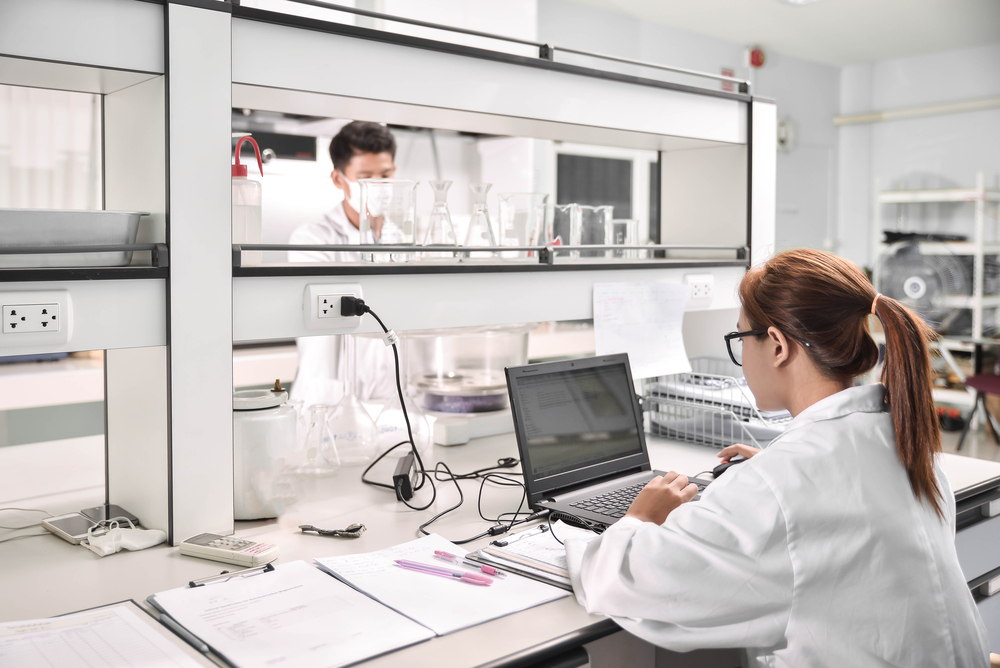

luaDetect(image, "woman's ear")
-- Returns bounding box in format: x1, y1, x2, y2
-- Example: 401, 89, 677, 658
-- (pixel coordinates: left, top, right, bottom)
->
768, 326, 792, 368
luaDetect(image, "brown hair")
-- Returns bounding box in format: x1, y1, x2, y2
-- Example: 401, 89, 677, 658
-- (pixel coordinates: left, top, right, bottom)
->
739, 248, 943, 518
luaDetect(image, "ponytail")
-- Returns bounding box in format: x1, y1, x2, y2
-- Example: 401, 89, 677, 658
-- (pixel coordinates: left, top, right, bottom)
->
872, 295, 944, 518
739, 249, 944, 519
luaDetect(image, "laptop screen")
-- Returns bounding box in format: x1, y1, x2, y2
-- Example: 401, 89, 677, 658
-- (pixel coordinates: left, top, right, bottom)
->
507, 355, 649, 498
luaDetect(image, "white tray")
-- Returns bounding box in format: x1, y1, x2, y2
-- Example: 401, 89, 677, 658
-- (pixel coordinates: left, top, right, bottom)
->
0, 209, 146, 268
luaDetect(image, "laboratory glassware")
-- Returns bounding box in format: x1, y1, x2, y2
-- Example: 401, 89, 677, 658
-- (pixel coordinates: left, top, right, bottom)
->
289, 404, 341, 477
421, 180, 458, 260
328, 334, 379, 465
607, 218, 639, 259
406, 324, 534, 413
463, 183, 497, 258
375, 337, 432, 456
359, 178, 418, 263
498, 193, 548, 260
544, 203, 581, 258
579, 205, 614, 258
233, 385, 299, 519
232, 135, 264, 266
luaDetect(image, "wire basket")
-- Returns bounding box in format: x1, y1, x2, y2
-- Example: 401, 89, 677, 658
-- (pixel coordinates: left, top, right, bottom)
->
643, 357, 791, 448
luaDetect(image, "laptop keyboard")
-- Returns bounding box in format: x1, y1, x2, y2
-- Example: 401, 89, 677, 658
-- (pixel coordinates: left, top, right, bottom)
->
568, 478, 710, 519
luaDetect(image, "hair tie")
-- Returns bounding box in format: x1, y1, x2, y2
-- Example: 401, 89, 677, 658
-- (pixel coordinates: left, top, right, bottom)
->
871, 293, 881, 315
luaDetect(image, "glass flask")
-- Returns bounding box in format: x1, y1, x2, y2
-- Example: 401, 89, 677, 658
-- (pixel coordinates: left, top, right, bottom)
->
328, 334, 379, 466
421, 180, 458, 260
607, 218, 639, 259
499, 193, 548, 260
375, 337, 432, 457
288, 404, 340, 477
358, 179, 418, 263
463, 183, 497, 258
579, 205, 614, 258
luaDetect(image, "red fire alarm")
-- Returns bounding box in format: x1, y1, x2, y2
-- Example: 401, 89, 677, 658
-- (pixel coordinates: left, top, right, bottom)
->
749, 47, 766, 69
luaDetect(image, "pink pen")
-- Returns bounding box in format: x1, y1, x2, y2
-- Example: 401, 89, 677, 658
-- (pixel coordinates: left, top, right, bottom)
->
434, 550, 507, 578
394, 559, 492, 586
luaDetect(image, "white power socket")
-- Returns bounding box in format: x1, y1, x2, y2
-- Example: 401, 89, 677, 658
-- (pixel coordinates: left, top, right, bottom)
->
0, 290, 72, 346
684, 273, 715, 303
303, 283, 364, 331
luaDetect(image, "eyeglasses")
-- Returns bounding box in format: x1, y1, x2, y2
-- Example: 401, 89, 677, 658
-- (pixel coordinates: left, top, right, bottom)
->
724, 329, 767, 367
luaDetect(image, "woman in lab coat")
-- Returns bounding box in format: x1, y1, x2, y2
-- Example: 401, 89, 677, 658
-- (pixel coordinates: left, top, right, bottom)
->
566, 249, 990, 667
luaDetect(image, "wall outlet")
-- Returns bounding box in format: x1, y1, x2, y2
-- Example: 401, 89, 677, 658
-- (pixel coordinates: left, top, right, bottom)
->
0, 291, 72, 347
684, 273, 715, 303
3, 303, 60, 333
303, 283, 363, 331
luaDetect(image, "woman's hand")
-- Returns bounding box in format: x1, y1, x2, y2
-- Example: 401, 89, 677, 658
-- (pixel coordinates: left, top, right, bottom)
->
624, 472, 698, 525
717, 443, 760, 463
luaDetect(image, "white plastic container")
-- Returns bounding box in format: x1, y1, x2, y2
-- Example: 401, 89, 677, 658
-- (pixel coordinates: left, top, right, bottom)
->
233, 385, 297, 520
233, 136, 263, 266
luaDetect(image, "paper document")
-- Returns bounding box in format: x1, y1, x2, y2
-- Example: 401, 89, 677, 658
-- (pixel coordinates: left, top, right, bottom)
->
501, 522, 600, 572
315, 533, 569, 635
152, 560, 433, 668
593, 281, 692, 378
0, 601, 212, 668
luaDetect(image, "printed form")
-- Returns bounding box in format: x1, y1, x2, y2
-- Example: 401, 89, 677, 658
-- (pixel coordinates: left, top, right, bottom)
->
152, 560, 434, 668
0, 601, 212, 668
593, 281, 692, 379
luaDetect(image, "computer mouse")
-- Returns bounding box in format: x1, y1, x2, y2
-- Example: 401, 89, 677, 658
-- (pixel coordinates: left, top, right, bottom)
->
712, 456, 747, 478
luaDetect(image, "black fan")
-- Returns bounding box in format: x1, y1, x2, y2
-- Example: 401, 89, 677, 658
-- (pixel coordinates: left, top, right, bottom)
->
874, 241, 970, 334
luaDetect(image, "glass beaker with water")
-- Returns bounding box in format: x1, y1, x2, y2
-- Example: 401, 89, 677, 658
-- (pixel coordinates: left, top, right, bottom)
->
359, 179, 418, 263
288, 404, 340, 476
420, 180, 458, 260
544, 203, 581, 258
580, 205, 614, 258
463, 183, 497, 258
328, 334, 379, 466
499, 193, 548, 260
607, 218, 639, 259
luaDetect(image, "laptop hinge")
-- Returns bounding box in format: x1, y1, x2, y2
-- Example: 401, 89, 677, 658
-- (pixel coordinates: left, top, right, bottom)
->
541, 466, 648, 503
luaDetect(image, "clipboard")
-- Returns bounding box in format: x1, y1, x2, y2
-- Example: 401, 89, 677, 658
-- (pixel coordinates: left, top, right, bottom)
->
147, 560, 435, 668
464, 549, 573, 591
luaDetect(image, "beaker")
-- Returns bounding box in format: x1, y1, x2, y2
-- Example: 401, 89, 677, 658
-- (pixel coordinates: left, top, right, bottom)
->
463, 183, 497, 258
607, 218, 639, 259
328, 334, 379, 466
580, 205, 614, 258
375, 337, 432, 457
359, 179, 418, 263
544, 203, 581, 258
288, 404, 340, 477
499, 193, 548, 260
421, 180, 458, 260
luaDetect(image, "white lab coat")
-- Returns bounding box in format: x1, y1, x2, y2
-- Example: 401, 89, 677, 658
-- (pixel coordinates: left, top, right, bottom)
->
566, 384, 989, 668
288, 204, 396, 406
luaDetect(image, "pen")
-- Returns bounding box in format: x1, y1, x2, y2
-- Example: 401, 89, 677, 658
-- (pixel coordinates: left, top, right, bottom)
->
394, 559, 492, 586
434, 550, 507, 578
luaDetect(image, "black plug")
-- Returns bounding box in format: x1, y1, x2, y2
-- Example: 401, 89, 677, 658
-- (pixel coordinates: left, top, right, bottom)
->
341, 295, 368, 317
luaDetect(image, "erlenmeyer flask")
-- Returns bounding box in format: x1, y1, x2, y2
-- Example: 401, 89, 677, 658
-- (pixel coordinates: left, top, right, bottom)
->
328, 334, 379, 466
289, 404, 340, 476
376, 336, 432, 457
359, 179, 418, 263
421, 180, 458, 261
463, 183, 496, 258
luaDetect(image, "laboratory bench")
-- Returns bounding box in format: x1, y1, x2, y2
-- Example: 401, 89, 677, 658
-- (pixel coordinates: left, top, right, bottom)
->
3, 431, 1000, 667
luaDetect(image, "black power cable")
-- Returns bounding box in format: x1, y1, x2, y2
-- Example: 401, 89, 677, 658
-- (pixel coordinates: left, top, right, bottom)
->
345, 297, 542, 542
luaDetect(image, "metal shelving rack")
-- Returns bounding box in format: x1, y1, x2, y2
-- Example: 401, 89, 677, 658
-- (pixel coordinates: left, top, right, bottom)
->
1, 0, 778, 545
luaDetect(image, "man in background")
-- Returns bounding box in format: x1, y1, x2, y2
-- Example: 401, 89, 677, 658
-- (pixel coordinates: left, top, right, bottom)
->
288, 121, 397, 408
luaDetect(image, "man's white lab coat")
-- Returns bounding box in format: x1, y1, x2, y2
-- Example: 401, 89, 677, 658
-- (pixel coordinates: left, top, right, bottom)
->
566, 384, 989, 667
288, 204, 395, 407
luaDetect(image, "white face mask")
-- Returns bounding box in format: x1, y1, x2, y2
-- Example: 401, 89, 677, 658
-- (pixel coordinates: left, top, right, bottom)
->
82, 520, 166, 557
343, 178, 362, 213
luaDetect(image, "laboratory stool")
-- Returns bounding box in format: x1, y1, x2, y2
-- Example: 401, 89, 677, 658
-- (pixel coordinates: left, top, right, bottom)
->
956, 374, 1000, 451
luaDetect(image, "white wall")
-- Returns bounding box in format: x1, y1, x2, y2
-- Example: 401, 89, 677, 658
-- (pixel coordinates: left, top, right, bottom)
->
837, 42, 1000, 269
537, 0, 841, 255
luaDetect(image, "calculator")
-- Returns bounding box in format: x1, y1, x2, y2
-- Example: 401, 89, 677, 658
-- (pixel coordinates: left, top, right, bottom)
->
179, 533, 279, 566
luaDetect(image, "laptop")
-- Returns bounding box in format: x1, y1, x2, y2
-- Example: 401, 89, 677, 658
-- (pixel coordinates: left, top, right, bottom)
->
505, 353, 713, 527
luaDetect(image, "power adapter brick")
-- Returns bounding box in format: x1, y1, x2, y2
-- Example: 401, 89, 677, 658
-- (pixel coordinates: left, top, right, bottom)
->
393, 453, 419, 502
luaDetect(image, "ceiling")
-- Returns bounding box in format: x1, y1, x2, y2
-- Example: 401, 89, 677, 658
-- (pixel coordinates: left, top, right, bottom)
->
563, 0, 1000, 66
